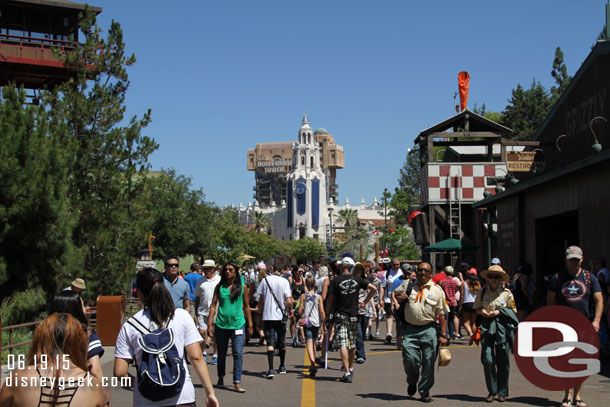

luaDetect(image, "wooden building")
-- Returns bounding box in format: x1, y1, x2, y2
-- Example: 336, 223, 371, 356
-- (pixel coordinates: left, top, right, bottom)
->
474, 39, 610, 298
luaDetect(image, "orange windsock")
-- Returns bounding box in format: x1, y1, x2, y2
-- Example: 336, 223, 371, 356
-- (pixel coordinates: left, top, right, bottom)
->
458, 71, 470, 111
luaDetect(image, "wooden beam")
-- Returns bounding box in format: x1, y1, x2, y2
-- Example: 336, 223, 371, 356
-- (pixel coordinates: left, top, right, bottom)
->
500, 140, 541, 146
429, 131, 502, 139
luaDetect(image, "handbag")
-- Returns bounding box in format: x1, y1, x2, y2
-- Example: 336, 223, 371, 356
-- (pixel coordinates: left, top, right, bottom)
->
264, 277, 289, 324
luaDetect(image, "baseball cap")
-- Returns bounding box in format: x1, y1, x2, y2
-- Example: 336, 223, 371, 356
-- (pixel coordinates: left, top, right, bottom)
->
257, 261, 267, 269
401, 263, 412, 273
565, 246, 583, 260
491, 257, 501, 265
338, 257, 355, 266
444, 266, 454, 274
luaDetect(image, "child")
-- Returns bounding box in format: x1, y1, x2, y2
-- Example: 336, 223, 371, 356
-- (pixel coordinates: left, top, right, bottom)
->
298, 276, 326, 376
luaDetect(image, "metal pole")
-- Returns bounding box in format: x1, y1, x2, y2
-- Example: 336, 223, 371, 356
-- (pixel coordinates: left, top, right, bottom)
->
383, 188, 388, 251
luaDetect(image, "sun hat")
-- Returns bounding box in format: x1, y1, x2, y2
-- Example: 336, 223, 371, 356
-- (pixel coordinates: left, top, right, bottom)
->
480, 264, 510, 283
202, 259, 216, 268
71, 278, 86, 290
439, 348, 452, 367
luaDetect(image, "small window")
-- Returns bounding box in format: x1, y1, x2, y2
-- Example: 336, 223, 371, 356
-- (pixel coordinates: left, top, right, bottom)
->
301, 155, 305, 165
310, 156, 314, 167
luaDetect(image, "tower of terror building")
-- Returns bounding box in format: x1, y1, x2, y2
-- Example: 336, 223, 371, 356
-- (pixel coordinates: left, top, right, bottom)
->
246, 114, 344, 208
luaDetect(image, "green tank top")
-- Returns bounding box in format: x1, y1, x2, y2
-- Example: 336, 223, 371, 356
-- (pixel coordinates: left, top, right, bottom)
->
215, 284, 246, 330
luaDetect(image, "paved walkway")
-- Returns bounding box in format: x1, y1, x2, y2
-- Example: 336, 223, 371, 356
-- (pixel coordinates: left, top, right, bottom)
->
100, 330, 610, 407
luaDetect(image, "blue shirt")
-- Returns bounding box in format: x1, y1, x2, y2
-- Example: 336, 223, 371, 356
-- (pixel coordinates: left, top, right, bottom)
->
184, 272, 201, 300
164, 274, 191, 309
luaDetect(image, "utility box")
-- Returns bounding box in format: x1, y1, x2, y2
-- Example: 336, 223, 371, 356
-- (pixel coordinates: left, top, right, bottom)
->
96, 296, 125, 346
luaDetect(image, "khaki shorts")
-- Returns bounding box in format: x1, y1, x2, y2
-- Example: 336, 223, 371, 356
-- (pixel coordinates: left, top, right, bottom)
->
198, 314, 210, 331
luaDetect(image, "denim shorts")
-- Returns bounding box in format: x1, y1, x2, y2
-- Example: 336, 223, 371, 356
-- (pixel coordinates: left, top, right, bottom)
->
304, 325, 319, 340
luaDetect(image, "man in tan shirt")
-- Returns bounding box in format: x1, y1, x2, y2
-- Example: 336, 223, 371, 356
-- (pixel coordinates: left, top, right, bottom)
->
395, 262, 449, 403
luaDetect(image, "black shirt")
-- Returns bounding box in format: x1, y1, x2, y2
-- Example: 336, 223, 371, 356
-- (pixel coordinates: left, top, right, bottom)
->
329, 274, 370, 317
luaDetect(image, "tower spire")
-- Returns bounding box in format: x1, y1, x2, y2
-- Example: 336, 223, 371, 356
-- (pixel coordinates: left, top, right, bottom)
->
302, 110, 309, 125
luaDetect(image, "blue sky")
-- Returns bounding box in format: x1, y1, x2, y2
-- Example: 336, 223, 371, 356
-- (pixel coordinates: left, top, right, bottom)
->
94, 0, 606, 207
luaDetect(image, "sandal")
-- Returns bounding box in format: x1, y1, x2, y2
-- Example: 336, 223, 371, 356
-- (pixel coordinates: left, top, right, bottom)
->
573, 400, 586, 407
234, 385, 246, 393
560, 398, 572, 407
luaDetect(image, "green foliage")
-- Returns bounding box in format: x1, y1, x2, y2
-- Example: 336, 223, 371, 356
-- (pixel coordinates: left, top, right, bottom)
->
289, 237, 326, 263
550, 47, 572, 105
1, 327, 33, 365
0, 87, 76, 316
501, 80, 552, 141
243, 231, 280, 263
44, 10, 158, 297
144, 169, 215, 259
397, 149, 421, 206
213, 208, 247, 264
377, 188, 420, 260
384, 226, 420, 261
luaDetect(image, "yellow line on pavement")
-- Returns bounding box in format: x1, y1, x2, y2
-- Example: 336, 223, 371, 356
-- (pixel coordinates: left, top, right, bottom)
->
301, 349, 315, 407
368, 344, 476, 356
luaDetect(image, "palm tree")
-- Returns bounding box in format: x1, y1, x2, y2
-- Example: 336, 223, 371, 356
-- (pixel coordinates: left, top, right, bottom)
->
252, 211, 272, 233
337, 208, 358, 228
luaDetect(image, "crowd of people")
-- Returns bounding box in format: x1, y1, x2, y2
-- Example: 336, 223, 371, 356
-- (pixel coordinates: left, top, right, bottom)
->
1, 245, 608, 407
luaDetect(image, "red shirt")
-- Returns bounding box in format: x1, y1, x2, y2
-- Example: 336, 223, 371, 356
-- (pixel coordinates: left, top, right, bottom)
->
439, 277, 458, 306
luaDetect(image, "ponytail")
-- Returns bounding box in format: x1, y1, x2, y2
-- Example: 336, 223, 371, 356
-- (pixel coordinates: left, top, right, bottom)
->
136, 267, 175, 326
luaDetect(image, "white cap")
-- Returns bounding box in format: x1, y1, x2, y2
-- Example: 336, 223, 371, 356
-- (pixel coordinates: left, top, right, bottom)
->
338, 257, 355, 266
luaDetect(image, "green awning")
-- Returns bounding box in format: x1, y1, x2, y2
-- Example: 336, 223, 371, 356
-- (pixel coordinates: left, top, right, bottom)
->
424, 238, 479, 252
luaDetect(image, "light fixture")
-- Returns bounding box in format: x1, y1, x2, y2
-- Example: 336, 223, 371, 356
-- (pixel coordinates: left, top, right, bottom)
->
590, 116, 605, 153
483, 190, 491, 198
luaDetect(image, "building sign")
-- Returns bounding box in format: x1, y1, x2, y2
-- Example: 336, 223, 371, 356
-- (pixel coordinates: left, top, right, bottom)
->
257, 159, 292, 174
506, 152, 545, 172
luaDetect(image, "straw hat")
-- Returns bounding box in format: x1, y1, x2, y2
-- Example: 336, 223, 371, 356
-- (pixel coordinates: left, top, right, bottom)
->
438, 348, 451, 367
71, 278, 86, 290
480, 264, 510, 283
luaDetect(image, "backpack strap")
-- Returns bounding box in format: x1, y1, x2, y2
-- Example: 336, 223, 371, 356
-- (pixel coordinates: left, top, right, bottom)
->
127, 317, 150, 336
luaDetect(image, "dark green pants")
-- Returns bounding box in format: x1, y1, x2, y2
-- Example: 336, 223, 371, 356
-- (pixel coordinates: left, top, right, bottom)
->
400, 323, 438, 396
481, 340, 510, 397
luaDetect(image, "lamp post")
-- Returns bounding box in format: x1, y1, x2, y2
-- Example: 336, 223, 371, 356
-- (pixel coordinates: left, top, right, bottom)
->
383, 188, 388, 251
328, 205, 334, 257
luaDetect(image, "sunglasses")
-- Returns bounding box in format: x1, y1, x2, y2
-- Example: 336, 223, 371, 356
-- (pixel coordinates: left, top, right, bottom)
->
487, 275, 501, 280
166, 263, 179, 268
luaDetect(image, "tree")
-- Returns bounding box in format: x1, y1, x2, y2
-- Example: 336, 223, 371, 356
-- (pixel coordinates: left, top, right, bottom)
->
144, 169, 215, 260
44, 9, 158, 296
243, 231, 280, 263
501, 80, 552, 141
212, 208, 247, 265
550, 47, 572, 105
397, 148, 421, 207
252, 211, 272, 233
0, 87, 76, 321
289, 238, 326, 263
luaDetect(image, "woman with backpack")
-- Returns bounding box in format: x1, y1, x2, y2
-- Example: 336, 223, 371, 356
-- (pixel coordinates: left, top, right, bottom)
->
114, 267, 218, 407
208, 263, 253, 393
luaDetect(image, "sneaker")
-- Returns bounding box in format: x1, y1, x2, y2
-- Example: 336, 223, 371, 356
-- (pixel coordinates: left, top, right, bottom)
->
203, 353, 208, 363
365, 327, 370, 337
407, 383, 417, 396
375, 329, 380, 338
210, 356, 218, 365
279, 366, 287, 374
309, 366, 318, 377
454, 334, 465, 340
355, 357, 365, 364
265, 369, 275, 379
339, 373, 353, 383
385, 334, 392, 344
292, 337, 297, 348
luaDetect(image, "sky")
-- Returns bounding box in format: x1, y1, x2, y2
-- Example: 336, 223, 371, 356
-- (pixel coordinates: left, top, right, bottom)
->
93, 0, 607, 207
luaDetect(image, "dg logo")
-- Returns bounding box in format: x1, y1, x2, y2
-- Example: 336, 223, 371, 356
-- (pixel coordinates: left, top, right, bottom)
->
514, 305, 600, 391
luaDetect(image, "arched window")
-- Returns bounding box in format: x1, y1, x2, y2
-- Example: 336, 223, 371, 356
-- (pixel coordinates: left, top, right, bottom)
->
301, 155, 305, 165
310, 156, 314, 168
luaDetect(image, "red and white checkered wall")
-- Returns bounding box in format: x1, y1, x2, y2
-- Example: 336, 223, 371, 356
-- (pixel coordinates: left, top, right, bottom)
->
421, 163, 508, 204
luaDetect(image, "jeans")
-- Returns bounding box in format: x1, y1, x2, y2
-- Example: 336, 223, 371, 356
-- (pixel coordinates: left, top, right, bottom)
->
446, 306, 456, 337
356, 315, 370, 360
215, 325, 245, 384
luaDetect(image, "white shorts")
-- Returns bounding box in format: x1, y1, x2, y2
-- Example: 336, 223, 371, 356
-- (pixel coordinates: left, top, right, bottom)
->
198, 314, 210, 331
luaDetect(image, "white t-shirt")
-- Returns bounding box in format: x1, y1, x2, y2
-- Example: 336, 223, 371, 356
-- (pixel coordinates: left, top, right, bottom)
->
315, 276, 328, 294
463, 281, 477, 304
380, 269, 403, 303
194, 275, 220, 316
256, 275, 292, 321
114, 308, 203, 407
